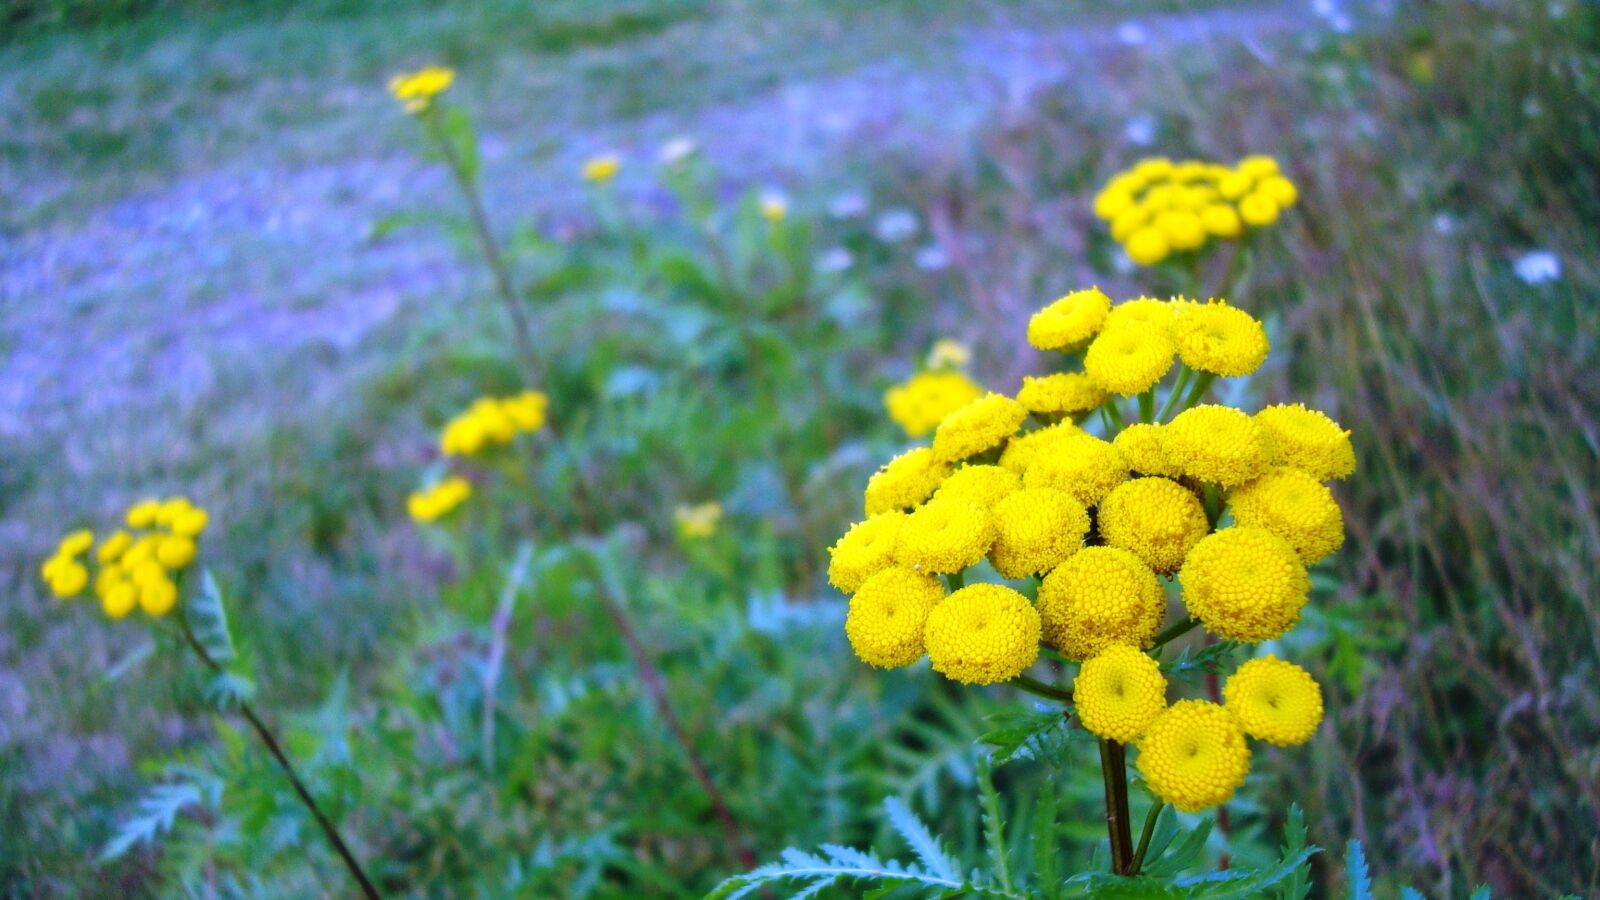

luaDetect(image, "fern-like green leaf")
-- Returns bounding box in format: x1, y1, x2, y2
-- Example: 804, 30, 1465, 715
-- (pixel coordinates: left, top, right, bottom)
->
884, 795, 960, 882
1344, 840, 1372, 900
1140, 818, 1213, 878
1277, 803, 1311, 900
187, 571, 237, 665
976, 759, 1012, 892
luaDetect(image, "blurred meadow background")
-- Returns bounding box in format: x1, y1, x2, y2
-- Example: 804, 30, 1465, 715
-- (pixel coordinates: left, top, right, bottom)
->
3, 0, 1598, 896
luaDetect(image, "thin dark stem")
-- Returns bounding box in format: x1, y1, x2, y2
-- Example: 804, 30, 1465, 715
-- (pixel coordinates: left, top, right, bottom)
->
1130, 799, 1165, 875
1151, 615, 1200, 649
1156, 365, 1194, 423
1099, 739, 1135, 875
1178, 371, 1217, 411
944, 570, 966, 592
174, 616, 381, 899
1010, 674, 1074, 703
425, 112, 542, 381
1205, 634, 1232, 870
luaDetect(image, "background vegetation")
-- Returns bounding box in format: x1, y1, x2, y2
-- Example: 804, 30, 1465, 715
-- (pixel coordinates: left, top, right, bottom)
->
2, 0, 1596, 896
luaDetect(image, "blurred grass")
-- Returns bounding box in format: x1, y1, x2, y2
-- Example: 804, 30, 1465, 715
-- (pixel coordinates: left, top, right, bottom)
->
4, 0, 1598, 896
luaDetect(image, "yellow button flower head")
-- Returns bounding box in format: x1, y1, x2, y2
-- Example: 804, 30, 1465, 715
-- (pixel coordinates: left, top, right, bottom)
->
926, 338, 972, 370
988, 487, 1089, 579
1135, 700, 1251, 812
126, 498, 162, 528
1228, 467, 1344, 564
931, 393, 1027, 463
43, 557, 89, 599
1022, 433, 1129, 506
1084, 326, 1177, 396
892, 496, 996, 575
1200, 203, 1243, 238
1154, 209, 1206, 252
102, 581, 139, 619
1217, 171, 1254, 200
1125, 227, 1171, 266
1164, 405, 1270, 487
1179, 527, 1309, 642
1093, 185, 1136, 221
1110, 206, 1149, 242
1260, 175, 1298, 208
924, 584, 1041, 685
1224, 655, 1324, 746
1104, 297, 1176, 334
503, 390, 549, 431
1075, 645, 1168, 743
139, 576, 178, 617
997, 421, 1085, 476
1016, 372, 1108, 418
155, 497, 192, 527
935, 464, 1022, 511
58, 529, 95, 557
1254, 403, 1356, 480
828, 511, 908, 593
388, 66, 455, 113
1172, 300, 1269, 377
1237, 155, 1280, 178
97, 530, 133, 564
1098, 477, 1209, 574
171, 507, 210, 537
674, 502, 722, 538
884, 371, 985, 439
864, 447, 950, 515
408, 476, 473, 523
156, 536, 198, 569
1036, 547, 1165, 661
845, 567, 945, 669
1239, 191, 1280, 227
1027, 288, 1113, 351
1112, 423, 1179, 478
581, 153, 621, 184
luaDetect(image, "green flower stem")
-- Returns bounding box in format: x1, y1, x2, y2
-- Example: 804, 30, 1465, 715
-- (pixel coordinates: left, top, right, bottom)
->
1156, 365, 1195, 422
1152, 615, 1200, 649
1177, 371, 1217, 413
424, 112, 541, 384
945, 570, 966, 592
1129, 799, 1165, 875
173, 614, 382, 899
1099, 739, 1135, 875
1010, 673, 1074, 703
1203, 483, 1224, 530
1138, 389, 1155, 424
1102, 400, 1127, 433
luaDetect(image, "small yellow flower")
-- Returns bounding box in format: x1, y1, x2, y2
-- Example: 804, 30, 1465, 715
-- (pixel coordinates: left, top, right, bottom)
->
931, 393, 1027, 463
1178, 526, 1309, 642
1171, 300, 1269, 377
171, 507, 210, 538
97, 530, 133, 564
581, 153, 622, 184
997, 421, 1084, 476
1260, 175, 1298, 208
864, 447, 950, 515
440, 392, 549, 456
758, 191, 789, 221
1237, 155, 1280, 178
884, 371, 985, 439
58, 529, 95, 557
925, 338, 972, 370
988, 487, 1088, 579
156, 536, 198, 569
1027, 288, 1113, 351
1217, 171, 1254, 200
408, 476, 473, 523
1124, 227, 1171, 266
891, 496, 996, 575
44, 558, 89, 599
1223, 655, 1324, 746
1135, 700, 1251, 812
1200, 203, 1243, 238
388, 66, 455, 113
139, 576, 179, 617
1238, 191, 1280, 227
1111, 423, 1179, 478
828, 511, 909, 593
1016, 372, 1108, 418
1075, 645, 1168, 743
1254, 403, 1356, 480
1036, 546, 1165, 661
924, 583, 1041, 685
1110, 206, 1149, 242
1084, 325, 1176, 396
675, 501, 723, 538
1228, 467, 1344, 564
1164, 405, 1270, 487
1097, 477, 1209, 574
1093, 186, 1136, 221
845, 567, 945, 668
1021, 433, 1128, 507
1154, 209, 1206, 252
935, 464, 1022, 511
102, 581, 139, 619
126, 498, 162, 529
1104, 297, 1176, 334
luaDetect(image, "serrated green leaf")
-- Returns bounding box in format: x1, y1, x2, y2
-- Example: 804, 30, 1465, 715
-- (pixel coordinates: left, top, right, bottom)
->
1141, 818, 1214, 878
884, 796, 960, 882
1344, 840, 1372, 900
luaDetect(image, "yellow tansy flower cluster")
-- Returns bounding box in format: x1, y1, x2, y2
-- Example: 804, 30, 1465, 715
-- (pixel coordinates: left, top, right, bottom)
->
408, 476, 472, 523
439, 391, 549, 457
1093, 155, 1299, 266
42, 496, 210, 619
388, 66, 455, 114
884, 370, 985, 439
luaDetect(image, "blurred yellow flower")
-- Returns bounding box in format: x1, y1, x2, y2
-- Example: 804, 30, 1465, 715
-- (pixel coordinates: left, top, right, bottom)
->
408, 476, 472, 523
581, 154, 622, 183
884, 370, 984, 439
388, 66, 455, 114
758, 191, 789, 221
925, 338, 972, 370
675, 501, 723, 538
